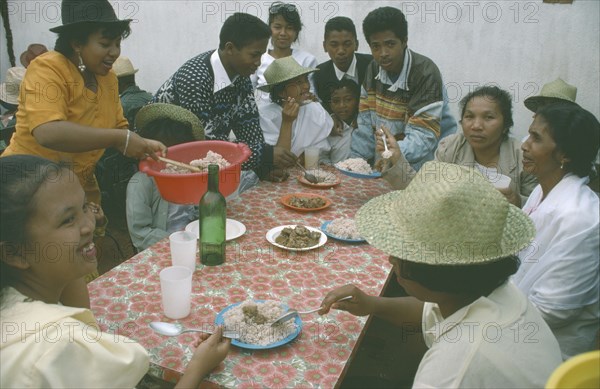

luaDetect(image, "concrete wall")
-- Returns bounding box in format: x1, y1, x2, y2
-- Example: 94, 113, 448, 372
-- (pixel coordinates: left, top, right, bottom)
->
2, 0, 599, 139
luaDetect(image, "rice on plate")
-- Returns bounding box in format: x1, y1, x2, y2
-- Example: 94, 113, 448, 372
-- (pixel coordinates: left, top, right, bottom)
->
327, 218, 362, 240
223, 300, 297, 346
335, 158, 373, 174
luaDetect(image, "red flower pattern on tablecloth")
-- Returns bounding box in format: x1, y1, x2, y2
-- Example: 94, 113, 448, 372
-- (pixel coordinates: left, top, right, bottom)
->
89, 171, 391, 388
262, 372, 291, 389
237, 382, 263, 389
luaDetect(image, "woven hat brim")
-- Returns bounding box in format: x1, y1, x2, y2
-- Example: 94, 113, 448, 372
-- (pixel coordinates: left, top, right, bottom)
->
50, 19, 132, 33
136, 103, 205, 141
0, 84, 19, 105
258, 68, 317, 92
356, 191, 535, 265
524, 95, 579, 112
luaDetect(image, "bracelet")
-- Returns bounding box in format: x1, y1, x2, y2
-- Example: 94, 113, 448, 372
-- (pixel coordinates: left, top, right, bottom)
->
123, 130, 131, 155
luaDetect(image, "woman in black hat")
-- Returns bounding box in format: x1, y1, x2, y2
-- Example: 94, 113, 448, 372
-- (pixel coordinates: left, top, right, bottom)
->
2, 0, 166, 211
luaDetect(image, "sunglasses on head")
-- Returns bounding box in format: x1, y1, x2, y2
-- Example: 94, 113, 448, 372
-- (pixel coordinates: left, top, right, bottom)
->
269, 2, 297, 14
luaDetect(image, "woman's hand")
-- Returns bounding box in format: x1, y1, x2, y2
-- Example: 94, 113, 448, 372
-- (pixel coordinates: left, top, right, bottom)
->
190, 327, 231, 373
264, 168, 290, 183
282, 97, 300, 122
121, 130, 167, 160
497, 186, 522, 207
375, 126, 401, 165
318, 284, 373, 317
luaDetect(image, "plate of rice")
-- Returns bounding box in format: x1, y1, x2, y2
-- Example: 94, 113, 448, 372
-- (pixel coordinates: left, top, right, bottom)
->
297, 169, 341, 189
321, 219, 366, 243
215, 300, 302, 349
335, 158, 382, 179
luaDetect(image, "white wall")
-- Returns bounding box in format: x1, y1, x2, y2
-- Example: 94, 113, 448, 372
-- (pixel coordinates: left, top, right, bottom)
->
2, 0, 599, 140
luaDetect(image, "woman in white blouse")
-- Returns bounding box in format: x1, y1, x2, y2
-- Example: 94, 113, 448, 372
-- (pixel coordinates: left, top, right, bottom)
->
514, 103, 600, 359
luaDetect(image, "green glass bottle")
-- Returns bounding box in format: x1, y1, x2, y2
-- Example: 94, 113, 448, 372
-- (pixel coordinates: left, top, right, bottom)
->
199, 164, 226, 266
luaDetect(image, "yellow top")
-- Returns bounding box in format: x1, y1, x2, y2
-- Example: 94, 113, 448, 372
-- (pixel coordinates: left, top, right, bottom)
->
2, 51, 128, 203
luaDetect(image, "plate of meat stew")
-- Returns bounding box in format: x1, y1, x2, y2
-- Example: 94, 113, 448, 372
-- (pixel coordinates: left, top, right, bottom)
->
280, 193, 332, 212
266, 225, 327, 251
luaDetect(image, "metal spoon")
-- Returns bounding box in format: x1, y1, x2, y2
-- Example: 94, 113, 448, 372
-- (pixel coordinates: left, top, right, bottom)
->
270, 296, 353, 327
380, 129, 393, 159
149, 322, 240, 339
295, 160, 320, 184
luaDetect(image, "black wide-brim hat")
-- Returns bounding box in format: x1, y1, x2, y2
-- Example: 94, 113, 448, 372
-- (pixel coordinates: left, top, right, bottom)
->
50, 0, 131, 33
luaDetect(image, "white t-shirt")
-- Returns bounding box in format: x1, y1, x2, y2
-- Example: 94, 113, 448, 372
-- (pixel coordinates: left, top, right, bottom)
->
513, 174, 600, 359
414, 282, 562, 388
258, 100, 332, 157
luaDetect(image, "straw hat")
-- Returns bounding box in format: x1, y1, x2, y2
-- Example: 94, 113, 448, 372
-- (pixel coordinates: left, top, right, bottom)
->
0, 67, 26, 105
356, 161, 535, 265
135, 103, 205, 141
49, 0, 131, 33
524, 78, 578, 113
113, 57, 138, 77
258, 57, 318, 92
19, 44, 48, 68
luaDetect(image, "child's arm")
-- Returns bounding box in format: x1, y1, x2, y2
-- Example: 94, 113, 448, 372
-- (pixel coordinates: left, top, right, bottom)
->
175, 328, 231, 388
275, 97, 300, 151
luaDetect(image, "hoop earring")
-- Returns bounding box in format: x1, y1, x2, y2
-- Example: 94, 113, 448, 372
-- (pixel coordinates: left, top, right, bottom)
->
560, 162, 564, 170
77, 53, 86, 73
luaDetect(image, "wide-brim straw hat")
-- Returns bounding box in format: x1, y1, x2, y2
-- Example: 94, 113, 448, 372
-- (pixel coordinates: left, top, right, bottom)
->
258, 56, 317, 92
135, 103, 205, 141
49, 0, 131, 33
524, 78, 578, 113
113, 57, 138, 77
20, 44, 48, 68
356, 161, 535, 265
0, 67, 26, 105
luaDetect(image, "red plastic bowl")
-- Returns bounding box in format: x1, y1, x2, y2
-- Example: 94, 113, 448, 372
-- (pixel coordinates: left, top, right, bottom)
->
139, 140, 251, 205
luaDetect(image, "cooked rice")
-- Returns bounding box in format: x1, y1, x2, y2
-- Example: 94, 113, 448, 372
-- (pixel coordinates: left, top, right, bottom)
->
335, 158, 373, 174
160, 151, 231, 173
223, 301, 296, 346
327, 218, 362, 240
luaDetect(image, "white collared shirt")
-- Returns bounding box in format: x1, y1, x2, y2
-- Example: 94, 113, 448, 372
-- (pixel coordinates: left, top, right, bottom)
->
375, 48, 412, 92
210, 50, 237, 94
333, 54, 358, 83
415, 282, 561, 388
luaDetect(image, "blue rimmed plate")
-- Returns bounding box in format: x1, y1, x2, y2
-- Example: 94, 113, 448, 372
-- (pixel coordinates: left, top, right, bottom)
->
321, 221, 366, 243
335, 167, 381, 179
215, 300, 302, 350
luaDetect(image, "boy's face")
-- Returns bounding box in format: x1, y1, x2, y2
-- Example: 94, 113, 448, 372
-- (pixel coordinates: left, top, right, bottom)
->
227, 38, 269, 77
368, 30, 407, 75
330, 87, 358, 122
323, 30, 358, 71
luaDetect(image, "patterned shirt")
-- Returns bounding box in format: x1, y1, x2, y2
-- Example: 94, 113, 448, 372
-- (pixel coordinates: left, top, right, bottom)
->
153, 50, 272, 171
351, 48, 457, 170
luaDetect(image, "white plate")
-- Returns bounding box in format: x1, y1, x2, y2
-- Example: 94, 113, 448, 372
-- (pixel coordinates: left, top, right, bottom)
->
185, 219, 246, 241
265, 225, 327, 251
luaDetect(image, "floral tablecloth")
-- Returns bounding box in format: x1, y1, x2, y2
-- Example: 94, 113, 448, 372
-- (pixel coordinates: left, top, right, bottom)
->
89, 168, 393, 388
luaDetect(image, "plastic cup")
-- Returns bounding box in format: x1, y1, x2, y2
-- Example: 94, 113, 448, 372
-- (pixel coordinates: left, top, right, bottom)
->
304, 147, 320, 169
169, 231, 197, 272
487, 173, 512, 190
160, 266, 192, 319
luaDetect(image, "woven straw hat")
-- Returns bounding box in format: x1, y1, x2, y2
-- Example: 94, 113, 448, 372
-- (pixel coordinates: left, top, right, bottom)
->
113, 57, 138, 77
524, 78, 578, 112
258, 56, 317, 92
356, 161, 535, 265
0, 67, 26, 105
135, 103, 205, 141
50, 0, 131, 33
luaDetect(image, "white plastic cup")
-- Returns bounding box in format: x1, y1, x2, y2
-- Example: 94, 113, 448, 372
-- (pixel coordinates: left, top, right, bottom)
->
169, 231, 197, 272
487, 173, 512, 190
304, 147, 320, 169
160, 266, 192, 319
